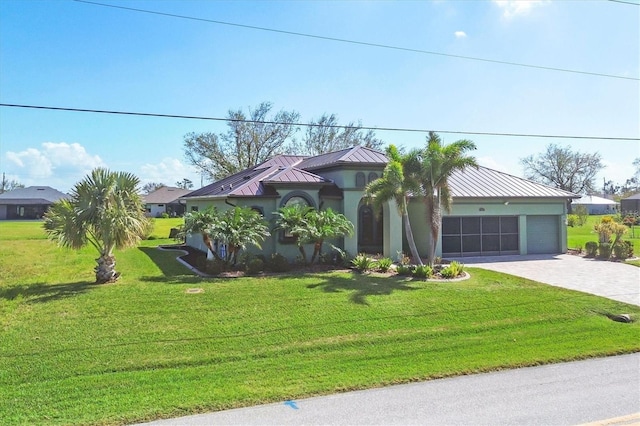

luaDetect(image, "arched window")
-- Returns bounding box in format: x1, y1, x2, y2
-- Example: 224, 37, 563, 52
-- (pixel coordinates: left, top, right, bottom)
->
355, 172, 366, 188
280, 191, 316, 209
368, 172, 378, 183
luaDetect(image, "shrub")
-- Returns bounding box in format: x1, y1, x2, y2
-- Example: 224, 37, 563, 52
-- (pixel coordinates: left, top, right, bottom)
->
141, 218, 155, 240
160, 212, 170, 219
574, 205, 588, 226
246, 258, 264, 275
585, 241, 598, 257
396, 265, 413, 276
441, 261, 464, 279
613, 241, 634, 260
567, 214, 578, 227
598, 243, 612, 260
268, 253, 290, 273
413, 265, 433, 279
376, 257, 393, 273
351, 254, 377, 273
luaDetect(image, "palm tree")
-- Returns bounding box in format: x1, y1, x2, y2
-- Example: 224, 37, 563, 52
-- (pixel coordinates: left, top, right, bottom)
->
214, 207, 270, 266
273, 204, 313, 263
43, 168, 149, 283
305, 208, 354, 264
418, 132, 478, 266
181, 207, 222, 261
364, 144, 424, 265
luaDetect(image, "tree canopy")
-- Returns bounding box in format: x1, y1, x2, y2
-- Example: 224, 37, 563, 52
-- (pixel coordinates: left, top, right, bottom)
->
520, 144, 603, 194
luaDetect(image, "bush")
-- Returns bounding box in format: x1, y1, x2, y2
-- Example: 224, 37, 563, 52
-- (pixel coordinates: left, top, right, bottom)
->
585, 241, 598, 257
396, 265, 413, 276
268, 253, 290, 273
351, 254, 377, 273
567, 214, 578, 227
441, 261, 464, 279
246, 258, 264, 275
574, 205, 588, 226
613, 241, 634, 260
160, 212, 170, 219
376, 257, 393, 273
598, 243, 612, 260
413, 265, 433, 279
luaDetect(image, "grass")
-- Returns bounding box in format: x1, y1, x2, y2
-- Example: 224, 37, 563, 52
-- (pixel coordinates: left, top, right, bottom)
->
1, 220, 639, 425
567, 214, 640, 265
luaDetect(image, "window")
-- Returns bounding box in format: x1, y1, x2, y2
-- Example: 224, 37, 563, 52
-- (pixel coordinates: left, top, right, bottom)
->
355, 172, 366, 188
368, 172, 378, 183
191, 206, 199, 212
280, 191, 315, 209
442, 216, 519, 256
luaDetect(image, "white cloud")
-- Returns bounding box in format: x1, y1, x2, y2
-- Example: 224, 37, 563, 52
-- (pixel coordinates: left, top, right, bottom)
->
5, 142, 105, 189
454, 31, 467, 39
493, 0, 549, 19
139, 158, 200, 188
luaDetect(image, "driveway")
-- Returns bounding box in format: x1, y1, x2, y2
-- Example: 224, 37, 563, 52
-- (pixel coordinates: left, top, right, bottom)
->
453, 254, 640, 306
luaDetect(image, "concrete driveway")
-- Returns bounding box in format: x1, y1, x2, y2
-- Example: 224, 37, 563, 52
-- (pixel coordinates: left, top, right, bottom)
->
453, 254, 640, 306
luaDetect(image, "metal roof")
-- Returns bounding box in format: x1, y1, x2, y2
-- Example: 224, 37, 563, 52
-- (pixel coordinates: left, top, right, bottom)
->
297, 146, 388, 170
254, 155, 305, 170
142, 186, 193, 204
449, 167, 580, 199
0, 186, 70, 204
572, 195, 618, 205
264, 167, 331, 184
622, 193, 640, 200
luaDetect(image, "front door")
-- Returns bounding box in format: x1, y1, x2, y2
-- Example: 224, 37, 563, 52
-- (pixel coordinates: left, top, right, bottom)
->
358, 205, 383, 254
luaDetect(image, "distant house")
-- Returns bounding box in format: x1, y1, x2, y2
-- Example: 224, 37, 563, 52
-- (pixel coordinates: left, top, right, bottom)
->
571, 195, 618, 215
620, 193, 640, 214
0, 186, 70, 220
181, 146, 579, 261
142, 186, 192, 217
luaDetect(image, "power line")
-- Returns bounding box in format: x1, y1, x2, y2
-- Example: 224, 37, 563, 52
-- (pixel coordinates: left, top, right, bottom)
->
607, 0, 640, 5
1, 102, 638, 141
73, 0, 639, 82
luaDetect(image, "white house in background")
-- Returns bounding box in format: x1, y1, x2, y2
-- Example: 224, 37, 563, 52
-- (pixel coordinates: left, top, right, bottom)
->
571, 195, 618, 215
0, 186, 69, 220
142, 186, 192, 217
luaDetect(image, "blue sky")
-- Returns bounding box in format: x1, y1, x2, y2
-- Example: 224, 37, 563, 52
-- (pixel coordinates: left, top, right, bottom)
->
1, 0, 638, 193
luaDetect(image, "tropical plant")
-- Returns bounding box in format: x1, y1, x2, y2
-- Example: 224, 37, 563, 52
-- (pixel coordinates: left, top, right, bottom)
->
213, 207, 270, 267
417, 132, 478, 266
180, 207, 221, 260
585, 241, 599, 257
351, 253, 377, 273
305, 208, 354, 264
43, 168, 149, 283
365, 144, 424, 265
413, 264, 433, 279
441, 261, 464, 279
376, 257, 393, 273
273, 204, 313, 262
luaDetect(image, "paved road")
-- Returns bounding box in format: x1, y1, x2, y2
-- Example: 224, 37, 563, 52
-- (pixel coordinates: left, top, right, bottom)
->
141, 353, 640, 425
456, 254, 640, 306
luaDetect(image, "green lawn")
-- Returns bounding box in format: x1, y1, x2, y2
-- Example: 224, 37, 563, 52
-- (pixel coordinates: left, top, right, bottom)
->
567, 214, 640, 259
1, 220, 639, 425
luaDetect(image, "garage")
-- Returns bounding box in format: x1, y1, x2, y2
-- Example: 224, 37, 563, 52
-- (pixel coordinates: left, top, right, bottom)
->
526, 215, 560, 254
442, 216, 519, 257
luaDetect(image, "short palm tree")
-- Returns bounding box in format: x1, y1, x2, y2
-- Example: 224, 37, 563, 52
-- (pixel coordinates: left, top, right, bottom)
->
43, 168, 149, 283
365, 145, 423, 265
214, 207, 270, 266
305, 208, 354, 264
181, 207, 222, 261
419, 132, 478, 266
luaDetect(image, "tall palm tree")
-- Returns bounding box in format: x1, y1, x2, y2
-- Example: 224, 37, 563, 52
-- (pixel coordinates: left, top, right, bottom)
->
43, 168, 149, 283
419, 132, 478, 266
364, 145, 423, 265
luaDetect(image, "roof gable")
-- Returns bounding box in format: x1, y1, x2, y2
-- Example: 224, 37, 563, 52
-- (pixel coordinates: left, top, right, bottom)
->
0, 186, 69, 203
143, 186, 193, 204
297, 146, 387, 170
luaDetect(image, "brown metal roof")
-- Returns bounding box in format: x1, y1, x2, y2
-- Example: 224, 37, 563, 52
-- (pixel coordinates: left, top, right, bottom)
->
264, 167, 331, 184
449, 167, 580, 198
254, 155, 305, 170
297, 146, 387, 170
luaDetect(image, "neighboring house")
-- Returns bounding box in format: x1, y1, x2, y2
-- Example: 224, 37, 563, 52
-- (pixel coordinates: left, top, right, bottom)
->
0, 186, 70, 220
143, 186, 192, 217
620, 193, 640, 214
181, 146, 579, 261
571, 195, 619, 215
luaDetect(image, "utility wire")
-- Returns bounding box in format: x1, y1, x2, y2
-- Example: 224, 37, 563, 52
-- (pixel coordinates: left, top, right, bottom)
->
607, 0, 640, 5
2, 103, 639, 141
73, 0, 639, 82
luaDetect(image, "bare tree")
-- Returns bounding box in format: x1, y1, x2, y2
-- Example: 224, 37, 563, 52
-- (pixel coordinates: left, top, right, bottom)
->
184, 102, 300, 181
295, 113, 384, 156
142, 182, 166, 194
0, 173, 25, 193
520, 144, 603, 194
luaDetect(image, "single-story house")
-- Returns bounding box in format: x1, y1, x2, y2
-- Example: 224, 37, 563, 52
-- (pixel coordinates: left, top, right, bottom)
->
620, 193, 640, 214
181, 146, 579, 261
143, 186, 192, 217
0, 186, 70, 220
571, 195, 618, 215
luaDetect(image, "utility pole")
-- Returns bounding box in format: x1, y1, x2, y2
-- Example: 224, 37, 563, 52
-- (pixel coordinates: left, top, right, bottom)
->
1, 172, 6, 194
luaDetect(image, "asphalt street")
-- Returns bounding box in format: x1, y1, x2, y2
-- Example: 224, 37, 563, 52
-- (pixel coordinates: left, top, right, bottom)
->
141, 353, 640, 426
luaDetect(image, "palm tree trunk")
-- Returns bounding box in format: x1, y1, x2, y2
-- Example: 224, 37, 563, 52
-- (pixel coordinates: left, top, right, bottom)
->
403, 212, 423, 266
428, 197, 442, 267
311, 240, 323, 264
95, 254, 119, 283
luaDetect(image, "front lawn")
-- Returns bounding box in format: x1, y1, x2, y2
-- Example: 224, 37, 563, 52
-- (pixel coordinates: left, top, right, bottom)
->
567, 214, 640, 255
1, 220, 639, 425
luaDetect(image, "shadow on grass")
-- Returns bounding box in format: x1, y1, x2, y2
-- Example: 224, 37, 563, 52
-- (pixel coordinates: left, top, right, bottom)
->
307, 273, 419, 305
0, 281, 99, 304
138, 246, 204, 284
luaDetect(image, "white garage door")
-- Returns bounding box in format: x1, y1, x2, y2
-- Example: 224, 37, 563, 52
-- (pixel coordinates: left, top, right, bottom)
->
526, 215, 559, 254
